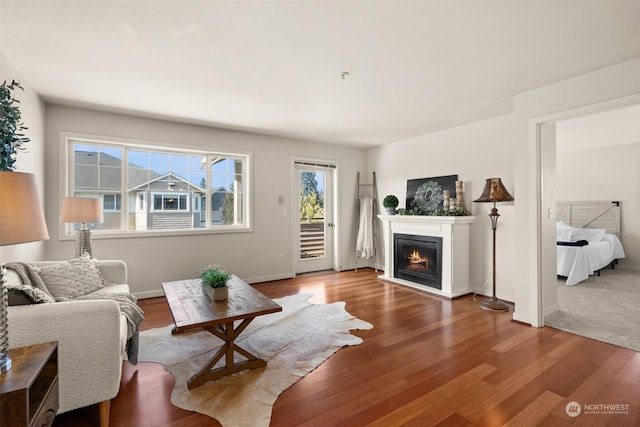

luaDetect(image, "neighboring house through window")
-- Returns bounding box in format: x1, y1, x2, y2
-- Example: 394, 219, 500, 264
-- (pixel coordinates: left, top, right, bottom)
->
62, 133, 251, 237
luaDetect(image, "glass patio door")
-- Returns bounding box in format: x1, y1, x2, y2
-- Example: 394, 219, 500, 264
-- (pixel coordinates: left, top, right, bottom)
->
294, 162, 335, 274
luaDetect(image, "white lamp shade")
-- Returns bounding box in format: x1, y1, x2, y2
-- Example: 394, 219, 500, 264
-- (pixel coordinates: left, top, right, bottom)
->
0, 171, 50, 246
60, 197, 104, 224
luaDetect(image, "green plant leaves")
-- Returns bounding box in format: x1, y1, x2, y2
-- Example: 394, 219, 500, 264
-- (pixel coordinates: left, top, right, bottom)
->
0, 80, 30, 171
200, 265, 231, 288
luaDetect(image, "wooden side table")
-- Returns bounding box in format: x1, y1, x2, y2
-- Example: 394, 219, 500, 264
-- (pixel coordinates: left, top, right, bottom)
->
0, 341, 59, 427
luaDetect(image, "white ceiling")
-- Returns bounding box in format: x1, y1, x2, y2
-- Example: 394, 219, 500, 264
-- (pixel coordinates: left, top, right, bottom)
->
1, 1, 639, 147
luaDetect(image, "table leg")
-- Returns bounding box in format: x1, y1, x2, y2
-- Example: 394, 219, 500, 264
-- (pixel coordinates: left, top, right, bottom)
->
187, 316, 267, 389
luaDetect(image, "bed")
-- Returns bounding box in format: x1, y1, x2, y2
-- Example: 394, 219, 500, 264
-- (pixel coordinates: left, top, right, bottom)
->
556, 201, 626, 286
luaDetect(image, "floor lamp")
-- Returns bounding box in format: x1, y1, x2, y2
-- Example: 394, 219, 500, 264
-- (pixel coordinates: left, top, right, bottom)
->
0, 171, 50, 374
473, 177, 514, 312
60, 197, 104, 258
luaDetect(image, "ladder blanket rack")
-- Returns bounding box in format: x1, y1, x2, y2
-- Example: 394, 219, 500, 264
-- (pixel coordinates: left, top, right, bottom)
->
356, 172, 378, 272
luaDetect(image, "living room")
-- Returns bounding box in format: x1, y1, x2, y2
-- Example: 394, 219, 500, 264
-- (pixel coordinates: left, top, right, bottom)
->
1, 1, 639, 425
2, 1, 638, 327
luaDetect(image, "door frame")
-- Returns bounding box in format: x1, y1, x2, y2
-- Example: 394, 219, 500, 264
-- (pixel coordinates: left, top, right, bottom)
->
290, 157, 340, 275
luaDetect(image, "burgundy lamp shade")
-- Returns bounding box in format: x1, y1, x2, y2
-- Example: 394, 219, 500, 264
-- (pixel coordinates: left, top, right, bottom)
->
473, 178, 514, 203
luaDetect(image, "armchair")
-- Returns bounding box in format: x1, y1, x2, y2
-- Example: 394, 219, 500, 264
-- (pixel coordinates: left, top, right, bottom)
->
7, 260, 131, 427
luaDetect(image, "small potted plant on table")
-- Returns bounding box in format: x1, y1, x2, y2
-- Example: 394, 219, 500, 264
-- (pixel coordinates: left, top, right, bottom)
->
383, 195, 399, 215
200, 265, 231, 302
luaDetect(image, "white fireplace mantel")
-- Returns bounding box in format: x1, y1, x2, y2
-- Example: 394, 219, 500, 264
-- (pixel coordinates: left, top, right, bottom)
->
378, 214, 475, 298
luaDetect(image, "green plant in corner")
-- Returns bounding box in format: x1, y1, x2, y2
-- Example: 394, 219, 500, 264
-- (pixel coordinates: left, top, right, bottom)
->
382, 195, 399, 209
199, 265, 231, 288
0, 80, 30, 171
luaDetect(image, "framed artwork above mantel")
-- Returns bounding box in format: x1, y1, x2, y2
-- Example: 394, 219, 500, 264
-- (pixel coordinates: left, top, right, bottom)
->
405, 174, 458, 211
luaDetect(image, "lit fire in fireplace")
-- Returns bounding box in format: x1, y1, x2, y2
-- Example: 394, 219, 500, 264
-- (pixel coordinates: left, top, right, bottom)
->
408, 250, 428, 268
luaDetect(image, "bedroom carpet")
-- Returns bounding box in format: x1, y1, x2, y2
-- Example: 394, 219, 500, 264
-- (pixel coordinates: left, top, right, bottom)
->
545, 269, 640, 352
137, 293, 373, 427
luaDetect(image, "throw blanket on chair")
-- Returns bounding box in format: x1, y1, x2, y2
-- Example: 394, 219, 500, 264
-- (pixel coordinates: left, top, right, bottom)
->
74, 291, 144, 364
5, 262, 54, 301
5, 262, 143, 364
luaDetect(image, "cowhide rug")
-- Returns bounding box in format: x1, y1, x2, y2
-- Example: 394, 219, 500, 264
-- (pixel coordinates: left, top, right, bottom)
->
138, 293, 373, 426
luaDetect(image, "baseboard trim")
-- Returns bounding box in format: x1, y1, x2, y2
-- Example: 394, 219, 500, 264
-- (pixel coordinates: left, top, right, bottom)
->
135, 289, 165, 300
245, 273, 295, 284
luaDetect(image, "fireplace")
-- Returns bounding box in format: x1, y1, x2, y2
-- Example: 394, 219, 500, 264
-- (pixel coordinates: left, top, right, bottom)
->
379, 215, 474, 298
393, 233, 443, 289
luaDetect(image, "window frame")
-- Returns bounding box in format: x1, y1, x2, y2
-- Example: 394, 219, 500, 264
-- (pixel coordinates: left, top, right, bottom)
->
59, 131, 252, 240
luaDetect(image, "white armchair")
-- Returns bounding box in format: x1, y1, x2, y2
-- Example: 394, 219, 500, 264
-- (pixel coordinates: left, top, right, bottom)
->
7, 260, 131, 427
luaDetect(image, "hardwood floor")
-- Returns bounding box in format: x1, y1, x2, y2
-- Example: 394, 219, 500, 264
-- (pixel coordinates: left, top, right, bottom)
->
53, 269, 640, 427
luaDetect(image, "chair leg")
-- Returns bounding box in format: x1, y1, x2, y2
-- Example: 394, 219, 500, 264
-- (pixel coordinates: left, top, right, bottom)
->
99, 400, 111, 427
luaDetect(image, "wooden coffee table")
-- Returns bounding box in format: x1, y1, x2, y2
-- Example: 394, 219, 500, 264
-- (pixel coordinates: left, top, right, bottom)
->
161, 276, 282, 389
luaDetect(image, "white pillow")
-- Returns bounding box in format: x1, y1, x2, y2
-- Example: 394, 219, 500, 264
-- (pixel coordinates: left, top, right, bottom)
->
38, 254, 106, 300
556, 219, 573, 230
557, 228, 574, 241
556, 220, 576, 240
570, 228, 606, 242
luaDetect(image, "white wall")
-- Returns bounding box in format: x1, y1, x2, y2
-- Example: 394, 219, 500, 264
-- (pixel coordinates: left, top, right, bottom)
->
367, 114, 516, 302
0, 53, 47, 263
44, 105, 367, 298
556, 142, 640, 270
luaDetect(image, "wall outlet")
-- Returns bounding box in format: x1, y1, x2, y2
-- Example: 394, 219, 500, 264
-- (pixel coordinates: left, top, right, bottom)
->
278, 253, 284, 262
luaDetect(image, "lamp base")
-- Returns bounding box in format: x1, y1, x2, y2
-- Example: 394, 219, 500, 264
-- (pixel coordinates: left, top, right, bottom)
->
480, 297, 510, 312
0, 355, 11, 374
0, 265, 11, 374
75, 229, 93, 258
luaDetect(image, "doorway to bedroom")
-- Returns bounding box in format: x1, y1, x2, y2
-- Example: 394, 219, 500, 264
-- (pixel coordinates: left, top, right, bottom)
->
540, 102, 640, 351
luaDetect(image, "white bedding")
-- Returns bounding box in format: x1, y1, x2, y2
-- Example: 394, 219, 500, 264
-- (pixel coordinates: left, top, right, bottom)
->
557, 233, 625, 286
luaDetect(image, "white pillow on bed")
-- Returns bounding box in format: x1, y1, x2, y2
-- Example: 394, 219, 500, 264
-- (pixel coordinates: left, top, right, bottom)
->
557, 220, 575, 240
557, 228, 574, 241
569, 228, 607, 242
556, 220, 606, 242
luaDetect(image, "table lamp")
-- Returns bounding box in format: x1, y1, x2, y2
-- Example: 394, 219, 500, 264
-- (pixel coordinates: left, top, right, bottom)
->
60, 197, 103, 258
0, 171, 50, 374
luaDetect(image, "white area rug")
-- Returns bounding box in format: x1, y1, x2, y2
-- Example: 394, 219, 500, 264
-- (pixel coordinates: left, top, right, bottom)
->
138, 293, 373, 426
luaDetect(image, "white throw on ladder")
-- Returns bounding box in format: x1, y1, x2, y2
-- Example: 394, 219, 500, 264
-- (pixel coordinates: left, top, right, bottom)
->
356, 197, 374, 258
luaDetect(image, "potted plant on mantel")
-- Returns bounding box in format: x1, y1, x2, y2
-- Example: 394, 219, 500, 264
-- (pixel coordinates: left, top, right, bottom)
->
383, 194, 399, 215
200, 265, 231, 302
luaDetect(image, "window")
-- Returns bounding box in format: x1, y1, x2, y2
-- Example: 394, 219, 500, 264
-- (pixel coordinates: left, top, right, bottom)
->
64, 134, 251, 236
103, 194, 121, 211
152, 193, 188, 211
